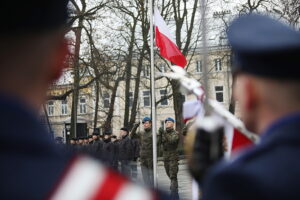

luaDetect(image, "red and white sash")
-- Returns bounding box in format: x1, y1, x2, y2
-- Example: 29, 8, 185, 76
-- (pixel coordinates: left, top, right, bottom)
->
49, 156, 155, 200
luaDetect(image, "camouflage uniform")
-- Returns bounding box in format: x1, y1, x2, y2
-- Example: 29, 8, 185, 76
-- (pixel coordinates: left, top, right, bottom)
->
134, 128, 154, 187
159, 127, 179, 199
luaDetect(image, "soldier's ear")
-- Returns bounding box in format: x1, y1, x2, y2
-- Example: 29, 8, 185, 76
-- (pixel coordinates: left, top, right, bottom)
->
244, 78, 256, 111
49, 37, 69, 82
234, 75, 256, 112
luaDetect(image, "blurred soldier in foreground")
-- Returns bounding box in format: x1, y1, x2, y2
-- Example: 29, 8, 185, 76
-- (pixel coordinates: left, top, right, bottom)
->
132, 117, 155, 186
202, 14, 300, 200
0, 1, 170, 199
159, 118, 179, 199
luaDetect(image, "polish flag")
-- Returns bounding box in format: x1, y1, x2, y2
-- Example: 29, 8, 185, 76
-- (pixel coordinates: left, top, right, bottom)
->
154, 7, 187, 68
224, 124, 254, 158
183, 100, 254, 158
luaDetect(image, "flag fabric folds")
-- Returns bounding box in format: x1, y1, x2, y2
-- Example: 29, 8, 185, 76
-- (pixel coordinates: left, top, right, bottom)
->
154, 7, 187, 68
182, 99, 254, 158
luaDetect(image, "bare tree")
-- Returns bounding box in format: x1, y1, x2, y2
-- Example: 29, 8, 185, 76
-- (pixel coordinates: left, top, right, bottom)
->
272, 0, 300, 28
158, 0, 201, 135
109, 0, 141, 128
238, 0, 269, 14
52, 0, 107, 139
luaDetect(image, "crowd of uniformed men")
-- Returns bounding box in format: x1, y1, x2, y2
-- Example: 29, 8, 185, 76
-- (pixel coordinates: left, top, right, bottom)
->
59, 117, 180, 199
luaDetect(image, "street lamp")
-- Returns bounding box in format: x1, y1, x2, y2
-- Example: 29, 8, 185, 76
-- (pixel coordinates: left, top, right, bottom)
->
65, 123, 71, 135
65, 123, 71, 144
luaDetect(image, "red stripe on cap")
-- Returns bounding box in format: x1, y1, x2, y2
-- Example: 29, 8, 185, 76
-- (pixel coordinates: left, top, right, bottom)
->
91, 169, 128, 200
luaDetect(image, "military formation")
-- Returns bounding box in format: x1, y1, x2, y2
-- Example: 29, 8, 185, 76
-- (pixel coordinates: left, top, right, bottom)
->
3, 0, 300, 198
63, 116, 180, 199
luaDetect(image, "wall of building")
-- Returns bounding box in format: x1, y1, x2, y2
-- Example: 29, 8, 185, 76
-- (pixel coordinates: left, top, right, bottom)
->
47, 46, 235, 140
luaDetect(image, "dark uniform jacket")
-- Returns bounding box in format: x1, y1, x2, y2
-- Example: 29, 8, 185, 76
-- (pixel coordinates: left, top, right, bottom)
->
111, 140, 119, 168
0, 96, 71, 199
102, 139, 114, 165
118, 135, 134, 161
131, 137, 140, 161
203, 112, 300, 200
91, 139, 103, 158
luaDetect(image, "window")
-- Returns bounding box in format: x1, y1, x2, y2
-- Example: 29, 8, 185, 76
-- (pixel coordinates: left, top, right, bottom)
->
215, 86, 224, 103
61, 100, 68, 115
79, 98, 87, 114
159, 63, 166, 73
129, 92, 133, 107
103, 93, 110, 108
47, 101, 54, 116
160, 89, 168, 106
143, 65, 150, 77
196, 60, 203, 73
214, 58, 222, 71
143, 91, 150, 107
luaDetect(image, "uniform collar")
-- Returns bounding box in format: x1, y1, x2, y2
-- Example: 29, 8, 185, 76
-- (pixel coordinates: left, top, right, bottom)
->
261, 112, 300, 143
0, 94, 56, 153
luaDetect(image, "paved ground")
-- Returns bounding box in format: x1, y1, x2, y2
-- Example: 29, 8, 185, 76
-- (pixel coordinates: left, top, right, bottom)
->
136, 160, 193, 200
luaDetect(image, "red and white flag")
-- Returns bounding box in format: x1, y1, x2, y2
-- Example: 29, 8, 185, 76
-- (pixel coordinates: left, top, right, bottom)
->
154, 7, 187, 68
183, 100, 254, 158
223, 122, 254, 158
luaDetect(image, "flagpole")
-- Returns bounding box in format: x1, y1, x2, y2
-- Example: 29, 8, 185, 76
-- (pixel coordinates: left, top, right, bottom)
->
149, 0, 157, 188
200, 0, 209, 113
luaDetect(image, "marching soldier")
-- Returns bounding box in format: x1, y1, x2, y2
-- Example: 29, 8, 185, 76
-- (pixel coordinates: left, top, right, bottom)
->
159, 117, 180, 199
132, 117, 155, 187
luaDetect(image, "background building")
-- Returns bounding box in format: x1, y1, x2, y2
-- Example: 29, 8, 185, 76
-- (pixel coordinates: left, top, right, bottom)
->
46, 45, 233, 140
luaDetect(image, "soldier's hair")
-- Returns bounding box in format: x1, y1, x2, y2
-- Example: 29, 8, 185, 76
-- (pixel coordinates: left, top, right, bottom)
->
258, 77, 300, 110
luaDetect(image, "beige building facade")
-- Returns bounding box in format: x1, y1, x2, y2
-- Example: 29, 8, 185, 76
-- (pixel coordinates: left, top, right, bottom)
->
47, 45, 233, 140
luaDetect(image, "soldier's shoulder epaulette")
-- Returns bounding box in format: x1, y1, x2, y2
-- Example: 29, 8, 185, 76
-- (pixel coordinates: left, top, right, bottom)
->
49, 155, 156, 200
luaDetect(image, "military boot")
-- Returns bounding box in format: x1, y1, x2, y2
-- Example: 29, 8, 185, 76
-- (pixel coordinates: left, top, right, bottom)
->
170, 178, 179, 200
